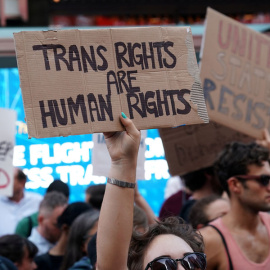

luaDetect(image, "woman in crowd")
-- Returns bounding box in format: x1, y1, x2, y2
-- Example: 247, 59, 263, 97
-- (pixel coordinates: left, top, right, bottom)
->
96, 113, 207, 270
60, 210, 99, 270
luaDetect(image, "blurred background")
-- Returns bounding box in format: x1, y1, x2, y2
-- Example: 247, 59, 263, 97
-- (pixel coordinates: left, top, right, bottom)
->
1, 0, 270, 215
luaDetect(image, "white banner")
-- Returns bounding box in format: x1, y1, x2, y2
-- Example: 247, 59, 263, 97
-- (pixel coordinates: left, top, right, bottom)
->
0, 108, 16, 196
92, 130, 146, 180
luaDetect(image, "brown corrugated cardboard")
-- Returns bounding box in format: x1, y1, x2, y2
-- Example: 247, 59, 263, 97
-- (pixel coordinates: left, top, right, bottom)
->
200, 8, 270, 139
159, 122, 253, 176
14, 27, 208, 138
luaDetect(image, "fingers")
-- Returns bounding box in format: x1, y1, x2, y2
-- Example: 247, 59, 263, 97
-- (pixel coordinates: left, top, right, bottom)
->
120, 112, 140, 137
263, 128, 270, 141
103, 132, 116, 139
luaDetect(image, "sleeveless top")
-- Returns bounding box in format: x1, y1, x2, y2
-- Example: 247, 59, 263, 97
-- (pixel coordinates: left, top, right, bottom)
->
209, 212, 270, 270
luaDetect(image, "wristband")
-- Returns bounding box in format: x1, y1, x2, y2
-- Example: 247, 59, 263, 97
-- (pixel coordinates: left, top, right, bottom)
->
107, 177, 136, 189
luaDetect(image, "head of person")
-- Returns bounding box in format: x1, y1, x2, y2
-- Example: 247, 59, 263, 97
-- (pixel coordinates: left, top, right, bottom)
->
57, 202, 93, 234
85, 184, 106, 210
10, 168, 27, 201
133, 205, 148, 234
38, 191, 68, 244
128, 217, 206, 270
0, 234, 37, 270
181, 166, 222, 195
215, 142, 270, 212
189, 195, 230, 229
46, 180, 70, 200
60, 210, 99, 270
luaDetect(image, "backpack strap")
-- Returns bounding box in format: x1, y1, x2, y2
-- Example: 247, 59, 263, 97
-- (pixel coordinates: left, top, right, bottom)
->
27, 216, 33, 237
208, 224, 234, 270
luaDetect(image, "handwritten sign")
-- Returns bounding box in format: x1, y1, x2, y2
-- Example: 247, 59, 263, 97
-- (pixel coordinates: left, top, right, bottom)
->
200, 8, 270, 139
159, 122, 253, 176
0, 108, 16, 196
14, 27, 208, 138
92, 130, 146, 179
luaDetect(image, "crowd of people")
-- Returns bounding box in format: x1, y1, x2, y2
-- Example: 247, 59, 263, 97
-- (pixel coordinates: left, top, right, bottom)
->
1, 113, 270, 270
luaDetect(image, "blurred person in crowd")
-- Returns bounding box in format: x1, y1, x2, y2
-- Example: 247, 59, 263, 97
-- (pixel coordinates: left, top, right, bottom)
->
34, 202, 92, 270
60, 210, 99, 270
189, 195, 230, 229
96, 114, 206, 270
179, 166, 223, 222
133, 205, 148, 234
164, 176, 183, 199
0, 234, 38, 270
29, 191, 67, 256
0, 255, 18, 270
85, 184, 106, 210
0, 168, 42, 236
201, 141, 270, 269
16, 180, 70, 238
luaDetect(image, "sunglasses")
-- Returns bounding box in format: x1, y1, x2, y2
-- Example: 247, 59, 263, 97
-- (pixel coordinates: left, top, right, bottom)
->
144, 252, 206, 270
235, 174, 270, 187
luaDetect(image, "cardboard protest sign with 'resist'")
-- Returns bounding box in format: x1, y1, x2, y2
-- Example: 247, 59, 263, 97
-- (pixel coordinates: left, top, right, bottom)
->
92, 130, 146, 179
159, 122, 253, 176
14, 27, 208, 138
0, 108, 17, 196
200, 8, 270, 139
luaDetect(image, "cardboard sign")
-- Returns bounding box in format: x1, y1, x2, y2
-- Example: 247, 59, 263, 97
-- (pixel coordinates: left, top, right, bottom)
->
200, 8, 270, 139
159, 122, 253, 176
0, 108, 17, 196
92, 130, 146, 179
14, 27, 208, 138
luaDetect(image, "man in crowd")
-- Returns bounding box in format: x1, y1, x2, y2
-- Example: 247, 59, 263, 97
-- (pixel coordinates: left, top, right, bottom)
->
201, 142, 270, 269
29, 191, 67, 256
0, 168, 42, 236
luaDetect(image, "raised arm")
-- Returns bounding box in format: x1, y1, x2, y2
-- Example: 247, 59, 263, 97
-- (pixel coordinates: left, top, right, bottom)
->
96, 113, 141, 270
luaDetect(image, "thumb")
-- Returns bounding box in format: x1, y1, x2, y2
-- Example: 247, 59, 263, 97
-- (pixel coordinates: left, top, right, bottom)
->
120, 112, 140, 137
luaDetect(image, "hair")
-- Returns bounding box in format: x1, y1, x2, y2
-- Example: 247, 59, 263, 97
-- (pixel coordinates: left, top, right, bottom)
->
128, 216, 204, 270
189, 195, 222, 229
215, 142, 269, 196
57, 202, 93, 228
133, 205, 148, 232
16, 169, 27, 182
86, 184, 106, 210
46, 180, 70, 199
39, 191, 68, 216
60, 210, 99, 270
181, 166, 214, 192
0, 235, 38, 265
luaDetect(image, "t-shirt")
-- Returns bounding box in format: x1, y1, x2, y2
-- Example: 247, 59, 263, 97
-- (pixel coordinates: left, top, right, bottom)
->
29, 227, 54, 256
15, 212, 39, 237
0, 191, 42, 236
35, 252, 63, 270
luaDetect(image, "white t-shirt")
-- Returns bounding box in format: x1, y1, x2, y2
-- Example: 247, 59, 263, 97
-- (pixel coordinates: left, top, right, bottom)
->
0, 191, 43, 236
28, 227, 54, 256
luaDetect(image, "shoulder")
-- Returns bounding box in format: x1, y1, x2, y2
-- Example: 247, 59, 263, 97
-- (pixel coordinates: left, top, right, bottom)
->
24, 191, 43, 201
200, 225, 226, 270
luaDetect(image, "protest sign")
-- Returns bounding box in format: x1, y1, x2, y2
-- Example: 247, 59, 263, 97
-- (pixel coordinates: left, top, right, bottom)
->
200, 8, 270, 139
0, 108, 17, 196
159, 122, 253, 176
14, 27, 208, 138
92, 130, 146, 179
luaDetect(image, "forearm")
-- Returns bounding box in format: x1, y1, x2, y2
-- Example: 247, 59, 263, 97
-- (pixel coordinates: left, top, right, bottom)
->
97, 163, 136, 270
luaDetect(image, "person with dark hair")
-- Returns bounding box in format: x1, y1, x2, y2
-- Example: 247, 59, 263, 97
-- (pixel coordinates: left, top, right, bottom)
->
60, 211, 99, 270
85, 184, 106, 210
34, 202, 92, 270
96, 113, 207, 270
0, 256, 18, 270
28, 191, 67, 256
201, 141, 270, 269
179, 166, 223, 222
189, 195, 230, 229
0, 168, 43, 236
16, 179, 70, 238
0, 234, 38, 270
